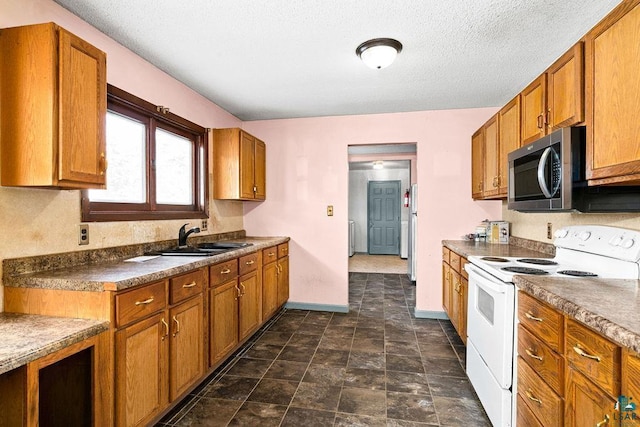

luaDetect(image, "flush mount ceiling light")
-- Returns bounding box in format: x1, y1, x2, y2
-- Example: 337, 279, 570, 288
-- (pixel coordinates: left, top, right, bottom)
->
356, 38, 403, 69
373, 160, 384, 169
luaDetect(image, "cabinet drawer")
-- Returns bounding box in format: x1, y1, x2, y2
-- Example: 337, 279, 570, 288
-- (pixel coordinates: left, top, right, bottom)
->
210, 259, 238, 286
518, 356, 563, 427
449, 251, 461, 273
442, 246, 450, 263
262, 246, 278, 265
518, 292, 563, 352
516, 394, 544, 427
170, 270, 204, 304
565, 318, 620, 397
239, 252, 259, 276
460, 257, 468, 280
116, 281, 167, 327
518, 324, 563, 395
277, 243, 289, 258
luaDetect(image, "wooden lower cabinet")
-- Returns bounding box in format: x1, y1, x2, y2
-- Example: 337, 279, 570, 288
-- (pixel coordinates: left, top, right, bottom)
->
442, 261, 451, 316
209, 279, 240, 366
115, 312, 169, 427
262, 259, 279, 319
441, 246, 467, 344
239, 270, 262, 340
169, 295, 204, 400
277, 254, 290, 307
565, 367, 617, 427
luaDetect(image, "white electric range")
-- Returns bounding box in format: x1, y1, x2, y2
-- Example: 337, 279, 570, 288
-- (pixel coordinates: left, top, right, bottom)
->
464, 225, 640, 427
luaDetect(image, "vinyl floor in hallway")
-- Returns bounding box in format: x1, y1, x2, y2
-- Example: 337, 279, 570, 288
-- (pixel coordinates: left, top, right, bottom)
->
158, 273, 490, 426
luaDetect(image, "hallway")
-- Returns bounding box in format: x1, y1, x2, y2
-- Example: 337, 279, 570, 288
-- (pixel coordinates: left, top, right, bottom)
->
158, 273, 489, 426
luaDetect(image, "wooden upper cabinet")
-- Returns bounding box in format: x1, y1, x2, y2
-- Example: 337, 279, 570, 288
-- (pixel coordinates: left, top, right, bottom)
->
212, 128, 266, 201
498, 95, 521, 196
0, 23, 107, 188
521, 75, 547, 145
482, 115, 499, 198
547, 42, 584, 131
471, 128, 484, 199
585, 0, 640, 185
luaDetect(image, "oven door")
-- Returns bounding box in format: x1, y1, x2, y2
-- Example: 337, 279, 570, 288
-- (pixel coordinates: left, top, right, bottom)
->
465, 263, 515, 388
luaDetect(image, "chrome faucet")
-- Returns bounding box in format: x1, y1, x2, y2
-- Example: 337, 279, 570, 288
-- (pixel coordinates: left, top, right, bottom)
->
178, 223, 200, 247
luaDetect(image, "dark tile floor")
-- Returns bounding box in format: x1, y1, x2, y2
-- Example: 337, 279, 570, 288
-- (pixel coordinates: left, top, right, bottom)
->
157, 273, 490, 426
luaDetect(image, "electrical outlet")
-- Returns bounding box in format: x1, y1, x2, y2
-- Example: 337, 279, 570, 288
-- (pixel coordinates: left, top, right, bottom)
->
79, 224, 89, 245
547, 223, 553, 240
201, 219, 208, 231
327, 205, 334, 216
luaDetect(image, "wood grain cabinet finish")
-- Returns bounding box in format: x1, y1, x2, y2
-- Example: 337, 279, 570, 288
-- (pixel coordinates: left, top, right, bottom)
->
546, 43, 584, 131
521, 75, 547, 145
518, 324, 564, 395
169, 295, 204, 401
441, 246, 467, 345
238, 270, 262, 341
565, 367, 618, 427
482, 114, 499, 198
0, 23, 107, 188
517, 394, 545, 427
471, 128, 484, 199
277, 255, 289, 308
622, 349, 640, 425
518, 291, 564, 353
209, 279, 240, 366
585, 0, 640, 185
518, 357, 563, 427
497, 95, 522, 196
212, 128, 266, 200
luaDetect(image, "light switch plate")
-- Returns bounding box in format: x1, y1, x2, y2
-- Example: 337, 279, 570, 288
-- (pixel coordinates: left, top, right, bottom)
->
327, 205, 334, 216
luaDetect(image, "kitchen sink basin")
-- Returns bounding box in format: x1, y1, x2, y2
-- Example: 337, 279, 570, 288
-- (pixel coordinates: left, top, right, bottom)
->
151, 247, 233, 257
196, 242, 253, 250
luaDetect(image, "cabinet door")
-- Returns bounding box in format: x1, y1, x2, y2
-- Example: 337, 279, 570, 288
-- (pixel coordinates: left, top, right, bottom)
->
58, 28, 107, 186
169, 295, 204, 401
547, 42, 584, 131
498, 96, 521, 196
239, 131, 256, 199
585, 0, 640, 185
239, 271, 262, 341
277, 256, 290, 308
565, 367, 617, 427
450, 270, 461, 334
262, 261, 278, 320
482, 115, 499, 197
442, 262, 451, 316
209, 280, 239, 366
459, 275, 467, 345
115, 313, 169, 427
521, 75, 547, 145
622, 349, 640, 424
471, 128, 484, 199
254, 138, 266, 200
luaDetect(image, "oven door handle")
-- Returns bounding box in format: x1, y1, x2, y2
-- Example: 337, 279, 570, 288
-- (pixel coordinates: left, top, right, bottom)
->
537, 147, 554, 198
466, 264, 508, 294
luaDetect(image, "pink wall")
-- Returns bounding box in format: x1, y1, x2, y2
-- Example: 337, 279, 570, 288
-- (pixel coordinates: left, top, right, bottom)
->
1, 0, 241, 130
244, 109, 502, 314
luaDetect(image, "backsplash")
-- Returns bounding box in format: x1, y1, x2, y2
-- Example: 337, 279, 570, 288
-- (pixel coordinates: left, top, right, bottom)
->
502, 201, 640, 242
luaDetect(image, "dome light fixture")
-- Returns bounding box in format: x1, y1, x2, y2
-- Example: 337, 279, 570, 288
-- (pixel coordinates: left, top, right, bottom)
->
373, 160, 384, 169
356, 38, 403, 69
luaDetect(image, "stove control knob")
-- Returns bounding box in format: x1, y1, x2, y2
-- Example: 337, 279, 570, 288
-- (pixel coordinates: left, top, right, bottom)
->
579, 231, 591, 241
609, 236, 624, 247
554, 229, 569, 238
621, 238, 635, 249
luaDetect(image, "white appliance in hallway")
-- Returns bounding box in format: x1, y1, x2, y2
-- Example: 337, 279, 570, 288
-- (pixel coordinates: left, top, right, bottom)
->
400, 220, 408, 259
465, 225, 640, 427
348, 220, 355, 257
407, 184, 417, 281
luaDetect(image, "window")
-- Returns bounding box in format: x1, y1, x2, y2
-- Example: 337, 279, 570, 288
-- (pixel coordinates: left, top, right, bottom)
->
82, 85, 208, 221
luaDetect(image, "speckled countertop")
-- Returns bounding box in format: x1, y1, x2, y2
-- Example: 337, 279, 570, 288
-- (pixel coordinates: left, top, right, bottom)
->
5, 237, 289, 292
0, 313, 109, 375
515, 275, 640, 353
442, 239, 553, 259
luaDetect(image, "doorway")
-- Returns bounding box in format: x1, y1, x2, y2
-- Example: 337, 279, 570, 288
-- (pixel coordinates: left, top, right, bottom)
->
367, 180, 400, 255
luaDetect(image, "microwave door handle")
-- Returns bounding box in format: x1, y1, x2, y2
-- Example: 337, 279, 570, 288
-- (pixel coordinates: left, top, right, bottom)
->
537, 147, 554, 198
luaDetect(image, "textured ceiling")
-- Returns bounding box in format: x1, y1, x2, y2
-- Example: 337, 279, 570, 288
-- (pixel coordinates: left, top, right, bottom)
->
53, 0, 622, 121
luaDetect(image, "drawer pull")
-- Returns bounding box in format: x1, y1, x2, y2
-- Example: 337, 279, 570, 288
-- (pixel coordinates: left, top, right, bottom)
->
525, 389, 542, 405
245, 260, 255, 265
525, 311, 543, 322
172, 315, 180, 337
135, 297, 154, 306
268, 252, 276, 257
182, 281, 197, 288
161, 318, 169, 341
596, 414, 610, 427
525, 348, 543, 361
221, 268, 231, 274
573, 344, 601, 362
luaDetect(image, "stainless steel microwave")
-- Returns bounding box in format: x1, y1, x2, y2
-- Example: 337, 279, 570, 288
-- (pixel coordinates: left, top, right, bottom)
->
507, 127, 640, 212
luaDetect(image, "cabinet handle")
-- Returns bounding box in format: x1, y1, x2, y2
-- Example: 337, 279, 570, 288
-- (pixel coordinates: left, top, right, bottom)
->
492, 176, 498, 188
546, 108, 551, 129
182, 281, 197, 288
161, 318, 169, 341
573, 344, 601, 362
221, 268, 231, 274
100, 152, 107, 175
525, 348, 543, 361
537, 113, 544, 130
496, 175, 501, 187
172, 315, 180, 337
135, 297, 154, 306
524, 311, 543, 322
240, 283, 246, 296
525, 389, 542, 405
596, 414, 610, 427
246, 260, 255, 265
253, 185, 258, 193
235, 284, 241, 299
268, 252, 276, 257
276, 264, 281, 274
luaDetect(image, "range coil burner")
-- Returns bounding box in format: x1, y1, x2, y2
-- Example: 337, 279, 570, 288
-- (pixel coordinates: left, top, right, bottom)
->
516, 258, 558, 266
501, 266, 549, 275
557, 270, 598, 277
481, 257, 509, 263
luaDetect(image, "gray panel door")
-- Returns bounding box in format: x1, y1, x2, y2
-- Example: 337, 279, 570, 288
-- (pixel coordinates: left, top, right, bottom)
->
368, 180, 401, 255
